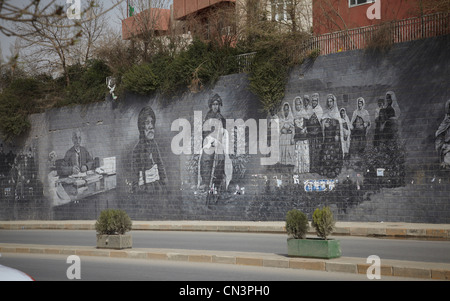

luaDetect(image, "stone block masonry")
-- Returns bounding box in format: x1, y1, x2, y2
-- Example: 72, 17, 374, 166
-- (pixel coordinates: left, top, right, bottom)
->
0, 35, 449, 223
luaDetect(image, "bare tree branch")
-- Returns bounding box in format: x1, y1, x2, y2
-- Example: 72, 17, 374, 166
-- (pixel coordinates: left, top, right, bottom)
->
14, 1, 109, 84
0, 0, 124, 40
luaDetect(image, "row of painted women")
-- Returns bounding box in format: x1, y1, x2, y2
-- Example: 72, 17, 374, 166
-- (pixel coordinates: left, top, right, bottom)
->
276, 91, 400, 178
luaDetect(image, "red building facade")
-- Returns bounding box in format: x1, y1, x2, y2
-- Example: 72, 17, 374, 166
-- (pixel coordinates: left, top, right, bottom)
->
313, 0, 423, 35
122, 7, 171, 40
122, 0, 236, 40
173, 0, 236, 20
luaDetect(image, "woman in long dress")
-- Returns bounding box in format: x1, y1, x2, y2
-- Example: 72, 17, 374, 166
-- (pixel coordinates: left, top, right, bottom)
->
374, 97, 386, 147
350, 97, 371, 155
319, 94, 343, 178
307, 93, 323, 174
292, 97, 310, 173
279, 102, 295, 166
340, 108, 352, 160
382, 91, 401, 143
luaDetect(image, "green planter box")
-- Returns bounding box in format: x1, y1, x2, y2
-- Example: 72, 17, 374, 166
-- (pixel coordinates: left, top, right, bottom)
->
287, 238, 341, 259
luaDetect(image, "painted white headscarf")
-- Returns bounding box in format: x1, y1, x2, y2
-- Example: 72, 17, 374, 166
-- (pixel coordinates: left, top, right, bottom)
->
322, 94, 341, 121
303, 95, 314, 118
351, 97, 371, 129
386, 91, 401, 119
279, 101, 294, 126
292, 96, 308, 119
310, 93, 323, 120
340, 108, 353, 131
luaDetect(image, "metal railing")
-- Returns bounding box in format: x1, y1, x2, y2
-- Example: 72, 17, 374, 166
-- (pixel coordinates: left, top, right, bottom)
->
304, 12, 450, 56
236, 52, 257, 73
235, 12, 449, 72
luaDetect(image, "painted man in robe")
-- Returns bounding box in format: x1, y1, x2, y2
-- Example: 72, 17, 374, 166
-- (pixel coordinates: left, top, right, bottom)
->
132, 106, 167, 194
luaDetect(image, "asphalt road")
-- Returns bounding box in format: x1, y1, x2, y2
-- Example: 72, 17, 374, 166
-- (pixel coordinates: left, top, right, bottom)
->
1, 230, 450, 263
0, 253, 418, 282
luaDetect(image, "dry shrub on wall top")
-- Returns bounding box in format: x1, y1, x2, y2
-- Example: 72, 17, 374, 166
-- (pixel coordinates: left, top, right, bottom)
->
119, 38, 240, 99
0, 77, 48, 141
122, 63, 159, 95
365, 22, 394, 54
246, 27, 312, 114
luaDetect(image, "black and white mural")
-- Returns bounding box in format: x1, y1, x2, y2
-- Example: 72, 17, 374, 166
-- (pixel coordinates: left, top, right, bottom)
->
47, 129, 117, 207
0, 36, 449, 223
436, 99, 450, 170
130, 106, 167, 194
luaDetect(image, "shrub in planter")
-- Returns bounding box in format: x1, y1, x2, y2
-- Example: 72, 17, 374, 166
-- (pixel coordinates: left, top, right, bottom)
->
95, 209, 133, 249
287, 207, 341, 259
285, 209, 309, 239
311, 206, 335, 240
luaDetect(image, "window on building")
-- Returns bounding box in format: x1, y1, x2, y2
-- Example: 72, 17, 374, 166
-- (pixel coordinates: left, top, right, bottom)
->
271, 0, 292, 22
349, 0, 373, 7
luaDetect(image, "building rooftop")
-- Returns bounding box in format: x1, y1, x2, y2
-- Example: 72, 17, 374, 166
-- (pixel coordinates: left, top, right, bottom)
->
173, 0, 236, 20
122, 7, 171, 40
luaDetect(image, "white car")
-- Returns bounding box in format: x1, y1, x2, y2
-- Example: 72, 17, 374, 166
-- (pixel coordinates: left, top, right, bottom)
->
0, 265, 35, 281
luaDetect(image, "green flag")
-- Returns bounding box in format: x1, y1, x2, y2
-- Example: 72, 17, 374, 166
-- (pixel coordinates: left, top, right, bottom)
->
129, 0, 135, 17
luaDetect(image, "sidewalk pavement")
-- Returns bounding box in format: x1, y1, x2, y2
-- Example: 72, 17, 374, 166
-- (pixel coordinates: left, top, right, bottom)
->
1, 220, 450, 280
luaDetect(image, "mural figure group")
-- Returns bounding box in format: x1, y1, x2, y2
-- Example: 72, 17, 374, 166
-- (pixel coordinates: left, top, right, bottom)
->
0, 147, 41, 202
275, 91, 402, 179
435, 99, 450, 169
20, 90, 448, 217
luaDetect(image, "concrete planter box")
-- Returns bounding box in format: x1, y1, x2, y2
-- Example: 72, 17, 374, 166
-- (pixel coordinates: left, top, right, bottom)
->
287, 238, 341, 259
96, 234, 132, 250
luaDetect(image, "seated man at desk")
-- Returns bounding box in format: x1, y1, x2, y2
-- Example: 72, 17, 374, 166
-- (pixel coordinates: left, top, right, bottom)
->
60, 129, 94, 177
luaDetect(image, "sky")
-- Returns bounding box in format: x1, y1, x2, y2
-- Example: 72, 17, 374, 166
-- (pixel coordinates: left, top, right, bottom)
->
0, 0, 128, 62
